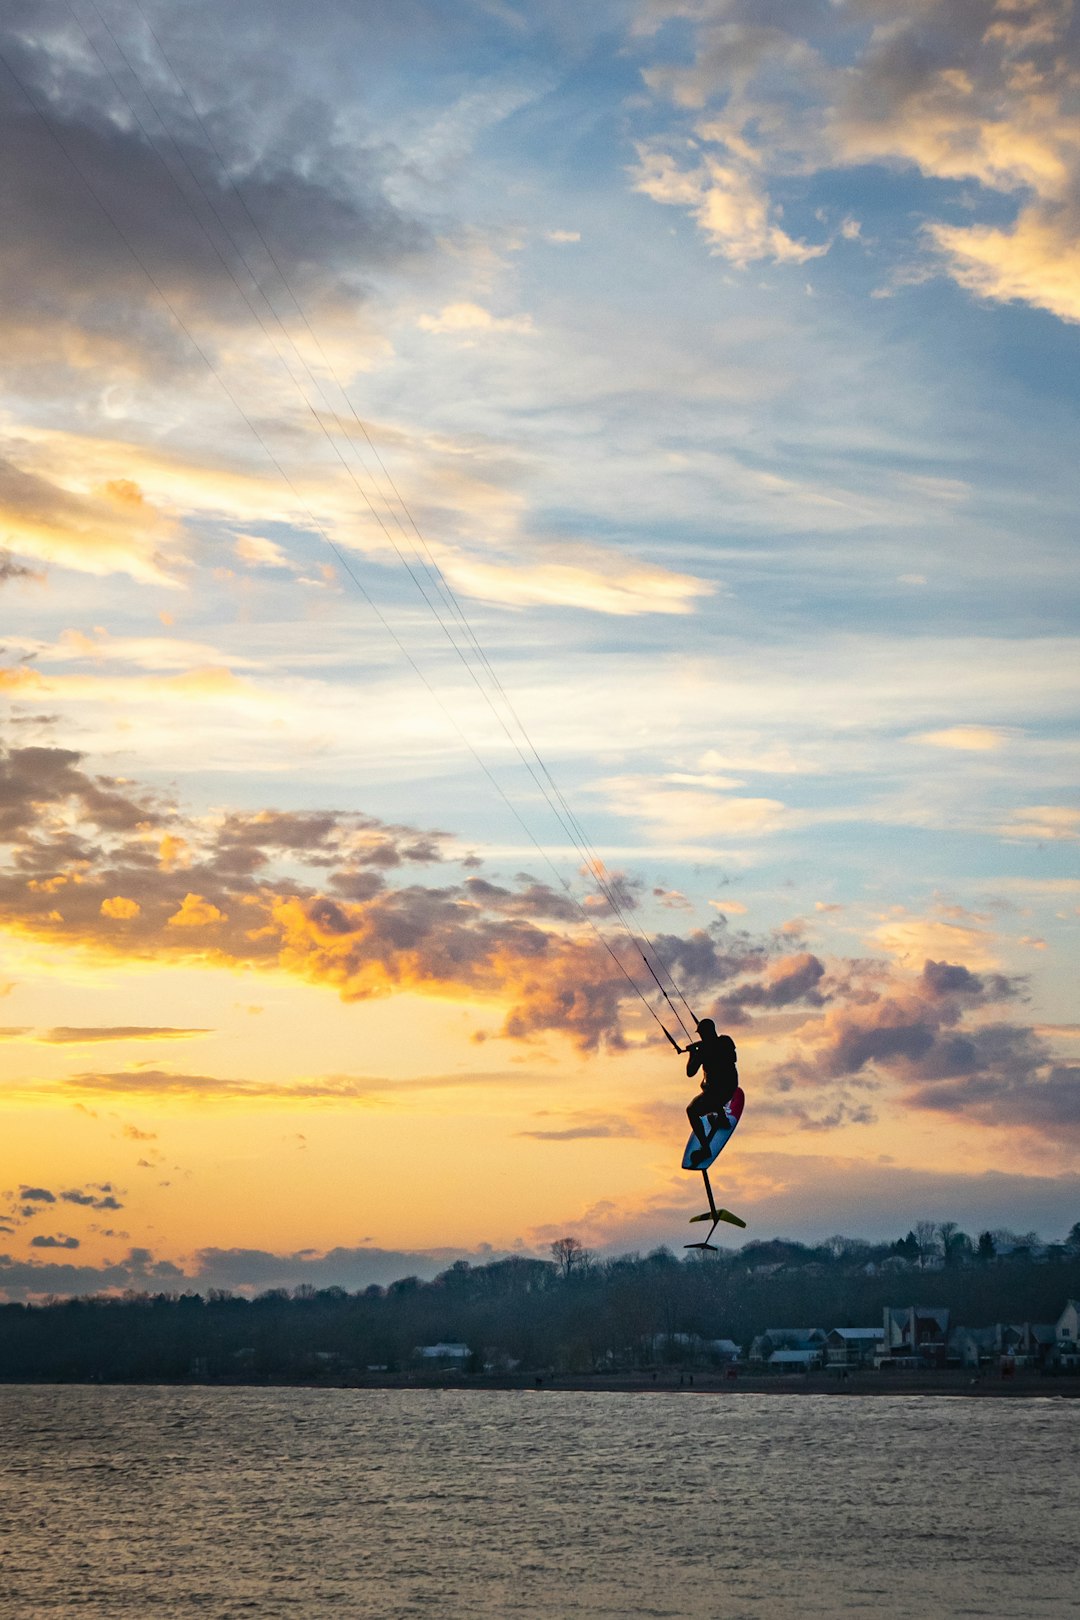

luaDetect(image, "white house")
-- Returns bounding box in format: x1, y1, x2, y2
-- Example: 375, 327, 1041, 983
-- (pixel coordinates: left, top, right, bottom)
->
769, 1348, 824, 1371
825, 1327, 885, 1368
1056, 1300, 1080, 1367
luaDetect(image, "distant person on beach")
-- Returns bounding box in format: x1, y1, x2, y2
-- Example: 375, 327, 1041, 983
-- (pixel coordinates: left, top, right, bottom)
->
685, 1020, 738, 1168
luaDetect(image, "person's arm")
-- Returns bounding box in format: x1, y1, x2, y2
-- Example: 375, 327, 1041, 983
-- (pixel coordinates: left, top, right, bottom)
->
686, 1046, 702, 1078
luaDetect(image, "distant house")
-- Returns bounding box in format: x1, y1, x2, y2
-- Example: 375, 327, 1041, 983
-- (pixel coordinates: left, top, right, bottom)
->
1057, 1300, 1080, 1367
769, 1348, 824, 1371
997, 1322, 1057, 1368
416, 1342, 471, 1362
826, 1327, 884, 1368
750, 1327, 824, 1363
706, 1338, 742, 1363
948, 1326, 996, 1369
881, 1305, 950, 1367
650, 1332, 741, 1365
766, 1326, 827, 1345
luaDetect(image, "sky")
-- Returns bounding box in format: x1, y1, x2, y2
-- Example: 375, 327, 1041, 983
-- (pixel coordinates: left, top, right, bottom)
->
1, 0, 1078, 1300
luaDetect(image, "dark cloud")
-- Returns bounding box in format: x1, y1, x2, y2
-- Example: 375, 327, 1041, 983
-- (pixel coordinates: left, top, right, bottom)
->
17, 1186, 55, 1203
464, 875, 579, 923
0, 1242, 186, 1301
0, 736, 658, 1045
715, 951, 827, 1023
0, 742, 161, 842
751, 1094, 877, 1133
920, 959, 1018, 1001
0, 1, 432, 383
650, 925, 770, 999
2, 736, 1047, 1063
754, 954, 1075, 1143
59, 1186, 123, 1211
518, 1121, 637, 1141
121, 1124, 157, 1141
0, 1237, 522, 1303
909, 1061, 1080, 1137
42, 1026, 211, 1043
29, 1234, 79, 1249
60, 1067, 543, 1103
0, 550, 42, 584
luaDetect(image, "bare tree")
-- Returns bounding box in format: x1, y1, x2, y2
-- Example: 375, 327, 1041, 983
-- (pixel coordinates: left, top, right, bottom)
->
550, 1236, 590, 1278
914, 1220, 940, 1266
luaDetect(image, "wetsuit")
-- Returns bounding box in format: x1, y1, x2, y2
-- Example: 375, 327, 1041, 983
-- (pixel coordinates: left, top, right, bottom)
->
686, 1040, 738, 1147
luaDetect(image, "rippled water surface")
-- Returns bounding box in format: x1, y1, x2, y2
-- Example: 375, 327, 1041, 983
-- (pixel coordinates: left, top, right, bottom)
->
1, 1386, 1077, 1618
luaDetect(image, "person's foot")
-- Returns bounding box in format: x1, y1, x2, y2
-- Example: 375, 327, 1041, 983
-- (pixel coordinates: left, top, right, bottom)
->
690, 1146, 710, 1167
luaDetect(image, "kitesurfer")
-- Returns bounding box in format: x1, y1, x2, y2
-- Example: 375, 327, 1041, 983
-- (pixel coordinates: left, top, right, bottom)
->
685, 1020, 738, 1168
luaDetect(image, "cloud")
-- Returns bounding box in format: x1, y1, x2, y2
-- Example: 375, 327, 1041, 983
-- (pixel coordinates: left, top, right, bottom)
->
58, 1185, 123, 1211
557, 1151, 1080, 1252
0, 550, 43, 585
234, 533, 292, 569
167, 893, 228, 929
518, 1117, 638, 1141
871, 907, 1000, 971
29, 1234, 79, 1249
17, 1186, 56, 1204
713, 952, 827, 1024
604, 778, 790, 844
0, 453, 181, 584
926, 207, 1080, 326
636, 0, 1080, 323
417, 301, 536, 337
751, 951, 1080, 1145
100, 897, 141, 920
0, 734, 807, 1051
1000, 805, 1080, 841
632, 141, 829, 269
0, 1239, 516, 1303
50, 1067, 545, 1105
0, 2, 430, 382
912, 726, 1011, 752
40, 1026, 210, 1044
442, 545, 710, 617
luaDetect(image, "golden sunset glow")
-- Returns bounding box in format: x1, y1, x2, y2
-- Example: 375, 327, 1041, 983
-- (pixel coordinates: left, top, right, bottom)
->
2, 0, 1078, 1300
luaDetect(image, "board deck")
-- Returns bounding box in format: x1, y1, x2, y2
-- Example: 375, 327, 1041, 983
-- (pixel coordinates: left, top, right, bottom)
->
681, 1086, 744, 1172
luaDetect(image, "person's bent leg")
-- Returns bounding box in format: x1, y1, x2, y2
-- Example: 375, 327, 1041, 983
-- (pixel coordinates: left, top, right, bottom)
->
687, 1097, 712, 1150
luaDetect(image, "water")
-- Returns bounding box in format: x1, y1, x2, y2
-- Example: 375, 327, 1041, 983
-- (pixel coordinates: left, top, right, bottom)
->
1, 1386, 1076, 1618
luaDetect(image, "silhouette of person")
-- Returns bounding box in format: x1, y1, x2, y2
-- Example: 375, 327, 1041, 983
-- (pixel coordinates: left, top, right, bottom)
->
685, 1020, 738, 1168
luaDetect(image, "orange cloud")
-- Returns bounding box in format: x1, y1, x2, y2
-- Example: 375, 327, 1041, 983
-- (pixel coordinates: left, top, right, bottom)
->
100, 897, 141, 920
0, 737, 795, 1051
167, 894, 227, 929
0, 451, 180, 584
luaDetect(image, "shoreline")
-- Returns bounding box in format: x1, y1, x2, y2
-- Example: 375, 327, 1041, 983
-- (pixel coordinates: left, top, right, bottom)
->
4, 1370, 1079, 1398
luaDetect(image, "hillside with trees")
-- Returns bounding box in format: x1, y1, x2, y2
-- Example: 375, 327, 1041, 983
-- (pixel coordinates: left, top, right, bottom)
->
2, 1223, 1079, 1383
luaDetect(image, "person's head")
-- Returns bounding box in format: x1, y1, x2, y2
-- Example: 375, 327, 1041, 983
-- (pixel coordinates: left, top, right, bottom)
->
696, 1019, 736, 1056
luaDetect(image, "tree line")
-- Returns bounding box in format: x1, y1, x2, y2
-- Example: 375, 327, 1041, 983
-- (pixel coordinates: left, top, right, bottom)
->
2, 1221, 1079, 1382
